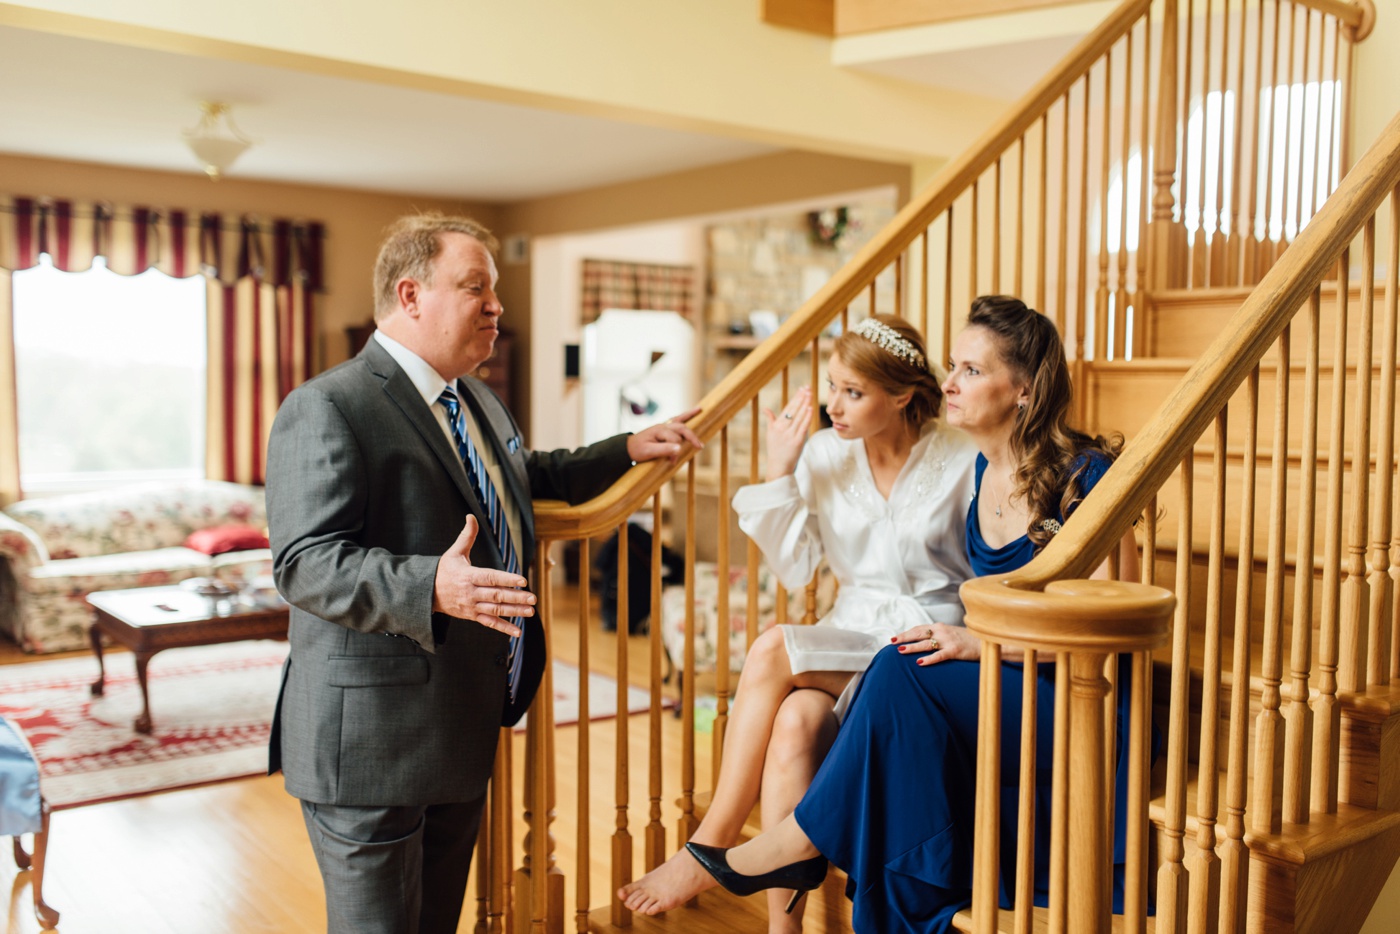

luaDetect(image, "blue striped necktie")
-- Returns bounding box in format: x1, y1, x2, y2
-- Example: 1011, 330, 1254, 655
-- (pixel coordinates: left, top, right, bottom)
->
438, 385, 524, 700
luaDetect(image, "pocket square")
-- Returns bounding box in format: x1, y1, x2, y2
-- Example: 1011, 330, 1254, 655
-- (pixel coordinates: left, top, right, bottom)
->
507, 435, 522, 454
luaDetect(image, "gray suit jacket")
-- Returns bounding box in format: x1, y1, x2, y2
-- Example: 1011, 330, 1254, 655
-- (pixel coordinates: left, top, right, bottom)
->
265, 339, 630, 806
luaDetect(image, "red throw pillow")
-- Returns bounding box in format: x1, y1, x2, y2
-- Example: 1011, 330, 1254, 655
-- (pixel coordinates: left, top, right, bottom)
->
183, 525, 270, 556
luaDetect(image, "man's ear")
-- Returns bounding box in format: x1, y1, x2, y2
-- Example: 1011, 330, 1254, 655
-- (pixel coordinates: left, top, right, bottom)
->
395, 278, 419, 316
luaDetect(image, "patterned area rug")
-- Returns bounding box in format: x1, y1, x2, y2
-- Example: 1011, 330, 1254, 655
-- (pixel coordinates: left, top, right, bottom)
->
0, 640, 657, 809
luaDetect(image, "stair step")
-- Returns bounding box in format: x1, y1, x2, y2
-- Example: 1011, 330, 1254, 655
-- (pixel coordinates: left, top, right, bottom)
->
951, 907, 1156, 932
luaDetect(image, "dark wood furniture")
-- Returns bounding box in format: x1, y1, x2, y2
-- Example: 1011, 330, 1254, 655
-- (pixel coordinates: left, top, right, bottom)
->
86, 587, 289, 735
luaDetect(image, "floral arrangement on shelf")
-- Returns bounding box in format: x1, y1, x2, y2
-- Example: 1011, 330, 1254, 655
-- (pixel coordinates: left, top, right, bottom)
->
806, 207, 850, 248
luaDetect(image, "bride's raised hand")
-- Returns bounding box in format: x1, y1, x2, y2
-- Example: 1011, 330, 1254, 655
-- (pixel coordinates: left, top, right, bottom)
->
762, 386, 814, 481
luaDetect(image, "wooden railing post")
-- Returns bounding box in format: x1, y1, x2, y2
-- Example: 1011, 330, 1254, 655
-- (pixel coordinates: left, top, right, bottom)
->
961, 577, 1174, 933
1149, 0, 1188, 290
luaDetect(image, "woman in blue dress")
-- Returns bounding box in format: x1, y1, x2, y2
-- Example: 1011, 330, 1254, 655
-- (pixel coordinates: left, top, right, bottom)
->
628, 296, 1142, 932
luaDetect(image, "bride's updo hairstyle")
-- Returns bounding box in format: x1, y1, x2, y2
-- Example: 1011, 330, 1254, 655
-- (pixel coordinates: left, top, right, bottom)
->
833, 314, 943, 432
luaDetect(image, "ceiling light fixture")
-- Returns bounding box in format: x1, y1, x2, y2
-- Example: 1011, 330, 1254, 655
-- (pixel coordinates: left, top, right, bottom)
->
183, 101, 252, 181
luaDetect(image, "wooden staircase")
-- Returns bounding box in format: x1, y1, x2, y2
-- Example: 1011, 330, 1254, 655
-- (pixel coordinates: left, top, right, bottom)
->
465, 1, 1400, 932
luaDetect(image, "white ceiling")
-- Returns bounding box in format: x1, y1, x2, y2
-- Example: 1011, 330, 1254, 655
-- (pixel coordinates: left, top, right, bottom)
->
0, 11, 1091, 203
0, 25, 782, 202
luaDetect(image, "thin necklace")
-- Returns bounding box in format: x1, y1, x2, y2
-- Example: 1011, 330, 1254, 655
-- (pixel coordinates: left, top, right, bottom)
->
985, 472, 1008, 518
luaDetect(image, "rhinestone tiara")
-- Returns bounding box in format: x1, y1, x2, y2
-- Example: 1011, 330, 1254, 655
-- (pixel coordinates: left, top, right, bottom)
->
851, 318, 927, 371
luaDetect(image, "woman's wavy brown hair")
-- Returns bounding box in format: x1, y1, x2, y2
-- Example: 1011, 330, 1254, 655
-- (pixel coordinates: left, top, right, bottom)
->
966, 295, 1122, 549
833, 314, 943, 433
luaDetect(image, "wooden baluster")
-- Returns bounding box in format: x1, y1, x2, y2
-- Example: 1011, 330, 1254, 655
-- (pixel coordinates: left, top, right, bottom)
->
576, 539, 591, 933
1133, 13, 1151, 354
805, 343, 820, 625
1048, 654, 1071, 934
489, 738, 511, 932
1256, 1, 1283, 277
1012, 651, 1039, 934
895, 251, 904, 317
1187, 415, 1226, 934
1254, 0, 1276, 282
1318, 22, 1339, 208
646, 495, 666, 872
1254, 327, 1289, 840
1340, 238, 1372, 695
1332, 5, 1355, 175
1281, 5, 1304, 254
1368, 208, 1396, 690
1150, 0, 1183, 292
775, 367, 790, 628
1384, 190, 1400, 683
920, 229, 930, 348
1097, 49, 1113, 362
1180, 0, 1196, 283
1291, 10, 1314, 244
1116, 30, 1133, 359
519, 540, 561, 932
1208, 0, 1231, 286
1222, 367, 1260, 934
1190, 0, 1212, 287
945, 205, 956, 357
715, 428, 732, 774
1313, 251, 1350, 814
869, 279, 877, 318
971, 641, 1004, 932
1157, 453, 1194, 934
1038, 116, 1049, 316
1016, 136, 1026, 300
971, 180, 980, 298
1058, 93, 1071, 334
1303, 11, 1325, 229
679, 460, 699, 856
1226, 0, 1248, 286
611, 524, 632, 926
747, 399, 761, 651
1076, 74, 1092, 419
1285, 287, 1322, 824
993, 159, 1003, 294
1124, 648, 1152, 934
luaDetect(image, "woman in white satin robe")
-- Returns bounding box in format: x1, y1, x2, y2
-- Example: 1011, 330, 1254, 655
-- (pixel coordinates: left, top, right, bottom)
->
621, 315, 977, 931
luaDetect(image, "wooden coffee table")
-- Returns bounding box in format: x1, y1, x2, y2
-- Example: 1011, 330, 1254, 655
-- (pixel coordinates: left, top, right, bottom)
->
86, 585, 289, 734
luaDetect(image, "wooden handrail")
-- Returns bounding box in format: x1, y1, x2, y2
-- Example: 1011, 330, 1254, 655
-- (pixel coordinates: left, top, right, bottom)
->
535, 0, 1152, 541
1301, 0, 1375, 40
1017, 109, 1400, 590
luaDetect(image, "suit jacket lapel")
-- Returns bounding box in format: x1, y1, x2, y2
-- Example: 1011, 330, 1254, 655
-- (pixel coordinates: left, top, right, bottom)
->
458, 376, 535, 563
362, 341, 490, 524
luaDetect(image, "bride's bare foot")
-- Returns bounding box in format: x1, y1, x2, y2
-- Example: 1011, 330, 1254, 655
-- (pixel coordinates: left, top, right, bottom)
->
617, 847, 718, 915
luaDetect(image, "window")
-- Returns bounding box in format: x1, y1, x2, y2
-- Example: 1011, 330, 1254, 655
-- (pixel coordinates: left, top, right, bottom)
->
12, 255, 207, 492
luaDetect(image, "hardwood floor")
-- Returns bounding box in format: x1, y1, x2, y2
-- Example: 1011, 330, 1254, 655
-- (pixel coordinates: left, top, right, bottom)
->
0, 587, 853, 933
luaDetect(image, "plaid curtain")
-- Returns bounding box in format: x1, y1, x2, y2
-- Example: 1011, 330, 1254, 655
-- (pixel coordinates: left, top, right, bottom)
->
0, 195, 324, 500
580, 259, 694, 324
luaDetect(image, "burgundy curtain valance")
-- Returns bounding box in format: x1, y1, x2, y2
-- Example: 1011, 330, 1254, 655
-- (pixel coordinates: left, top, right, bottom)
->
580, 258, 694, 324
0, 195, 324, 289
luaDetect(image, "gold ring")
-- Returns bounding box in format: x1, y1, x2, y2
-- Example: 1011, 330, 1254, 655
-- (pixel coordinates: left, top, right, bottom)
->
930, 640, 940, 651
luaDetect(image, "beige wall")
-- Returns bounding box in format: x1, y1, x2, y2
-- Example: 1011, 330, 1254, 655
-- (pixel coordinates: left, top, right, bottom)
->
495, 150, 912, 438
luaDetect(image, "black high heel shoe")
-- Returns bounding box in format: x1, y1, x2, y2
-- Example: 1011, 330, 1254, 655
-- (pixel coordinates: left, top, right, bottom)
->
685, 841, 828, 914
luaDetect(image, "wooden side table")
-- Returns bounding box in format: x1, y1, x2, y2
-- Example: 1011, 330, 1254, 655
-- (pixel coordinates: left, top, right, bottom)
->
86, 587, 289, 735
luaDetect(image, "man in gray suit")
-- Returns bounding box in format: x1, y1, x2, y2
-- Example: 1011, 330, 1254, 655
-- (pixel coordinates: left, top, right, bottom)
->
265, 213, 700, 934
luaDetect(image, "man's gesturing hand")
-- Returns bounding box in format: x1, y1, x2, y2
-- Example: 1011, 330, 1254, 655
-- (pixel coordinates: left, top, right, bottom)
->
432, 515, 535, 638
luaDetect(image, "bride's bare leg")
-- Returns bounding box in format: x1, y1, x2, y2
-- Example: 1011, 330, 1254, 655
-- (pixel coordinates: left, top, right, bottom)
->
619, 628, 797, 913
761, 690, 839, 933
619, 650, 850, 917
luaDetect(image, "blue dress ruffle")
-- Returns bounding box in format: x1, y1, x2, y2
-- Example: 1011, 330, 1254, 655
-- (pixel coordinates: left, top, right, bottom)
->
793, 449, 1149, 934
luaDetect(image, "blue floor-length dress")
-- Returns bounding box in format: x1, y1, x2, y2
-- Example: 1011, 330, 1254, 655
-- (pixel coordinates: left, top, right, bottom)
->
793, 451, 1146, 934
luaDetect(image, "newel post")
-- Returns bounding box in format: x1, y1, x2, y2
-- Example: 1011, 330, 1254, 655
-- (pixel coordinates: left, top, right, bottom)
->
961, 576, 1174, 933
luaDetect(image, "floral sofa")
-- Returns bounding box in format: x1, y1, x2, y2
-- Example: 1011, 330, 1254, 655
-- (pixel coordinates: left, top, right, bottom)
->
0, 480, 271, 654
660, 561, 837, 676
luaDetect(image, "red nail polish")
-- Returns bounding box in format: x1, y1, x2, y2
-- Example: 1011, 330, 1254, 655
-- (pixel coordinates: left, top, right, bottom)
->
890, 636, 898, 643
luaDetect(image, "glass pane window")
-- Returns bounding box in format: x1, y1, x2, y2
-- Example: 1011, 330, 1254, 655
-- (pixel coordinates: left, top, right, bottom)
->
12, 255, 207, 492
